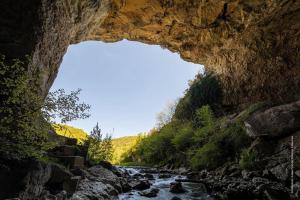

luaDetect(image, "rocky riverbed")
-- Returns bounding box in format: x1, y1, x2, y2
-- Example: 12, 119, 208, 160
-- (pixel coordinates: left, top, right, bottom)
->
1, 155, 299, 200
117, 167, 212, 200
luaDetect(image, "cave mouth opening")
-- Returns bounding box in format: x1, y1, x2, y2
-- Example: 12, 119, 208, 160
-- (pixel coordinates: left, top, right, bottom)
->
50, 40, 203, 138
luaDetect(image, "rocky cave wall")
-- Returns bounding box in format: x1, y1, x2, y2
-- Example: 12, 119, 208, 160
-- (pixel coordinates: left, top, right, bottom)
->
1, 0, 300, 106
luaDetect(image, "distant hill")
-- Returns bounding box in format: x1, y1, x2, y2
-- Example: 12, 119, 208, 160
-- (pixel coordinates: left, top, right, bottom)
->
53, 124, 88, 144
111, 136, 139, 165
53, 124, 139, 164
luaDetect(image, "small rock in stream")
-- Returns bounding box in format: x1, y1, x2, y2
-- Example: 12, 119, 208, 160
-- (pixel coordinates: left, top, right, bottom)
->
159, 174, 171, 179
170, 197, 181, 200
139, 188, 159, 197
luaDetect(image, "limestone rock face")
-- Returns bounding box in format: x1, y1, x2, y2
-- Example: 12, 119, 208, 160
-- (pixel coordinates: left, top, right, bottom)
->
245, 100, 300, 138
1, 0, 300, 105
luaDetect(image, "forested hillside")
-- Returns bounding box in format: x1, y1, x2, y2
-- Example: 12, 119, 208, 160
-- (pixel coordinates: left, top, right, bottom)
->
121, 73, 265, 170
111, 136, 140, 164
53, 124, 140, 164
53, 124, 88, 144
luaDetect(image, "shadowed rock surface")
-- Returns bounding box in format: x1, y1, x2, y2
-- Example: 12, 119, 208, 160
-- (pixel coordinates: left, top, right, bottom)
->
0, 0, 299, 105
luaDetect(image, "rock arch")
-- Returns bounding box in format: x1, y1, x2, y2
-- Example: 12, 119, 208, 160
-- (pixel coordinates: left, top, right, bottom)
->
1, 0, 300, 105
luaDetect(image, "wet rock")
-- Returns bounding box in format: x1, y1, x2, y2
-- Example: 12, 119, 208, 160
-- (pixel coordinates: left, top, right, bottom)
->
159, 174, 172, 179
144, 173, 154, 180
139, 188, 159, 197
170, 197, 181, 200
133, 173, 143, 178
120, 179, 132, 193
170, 182, 186, 193
129, 179, 151, 191
140, 168, 159, 174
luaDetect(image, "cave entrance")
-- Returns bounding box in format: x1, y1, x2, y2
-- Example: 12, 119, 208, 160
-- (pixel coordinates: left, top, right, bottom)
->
51, 40, 203, 138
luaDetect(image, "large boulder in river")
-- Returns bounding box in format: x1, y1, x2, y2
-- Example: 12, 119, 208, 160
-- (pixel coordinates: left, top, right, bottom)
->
170, 182, 186, 193
245, 101, 300, 138
71, 165, 122, 200
139, 188, 159, 197
129, 179, 151, 191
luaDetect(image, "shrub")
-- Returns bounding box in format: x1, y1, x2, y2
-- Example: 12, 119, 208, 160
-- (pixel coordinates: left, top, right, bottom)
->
192, 106, 216, 145
190, 142, 223, 169
190, 121, 251, 170
0, 56, 49, 158
172, 123, 194, 151
239, 148, 259, 170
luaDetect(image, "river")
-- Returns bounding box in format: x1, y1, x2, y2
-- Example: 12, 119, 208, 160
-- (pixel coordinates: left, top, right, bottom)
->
117, 167, 213, 200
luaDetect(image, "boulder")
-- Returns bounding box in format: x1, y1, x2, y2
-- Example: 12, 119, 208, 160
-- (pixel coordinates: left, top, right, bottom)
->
170, 197, 181, 200
269, 163, 290, 182
295, 171, 300, 179
245, 101, 300, 138
71, 165, 122, 200
159, 174, 172, 179
129, 179, 151, 191
88, 165, 122, 192
139, 188, 159, 197
170, 182, 186, 193
0, 157, 51, 200
46, 164, 75, 195
144, 173, 154, 180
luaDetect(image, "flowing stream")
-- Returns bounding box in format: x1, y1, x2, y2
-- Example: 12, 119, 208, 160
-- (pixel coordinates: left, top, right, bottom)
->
118, 167, 213, 200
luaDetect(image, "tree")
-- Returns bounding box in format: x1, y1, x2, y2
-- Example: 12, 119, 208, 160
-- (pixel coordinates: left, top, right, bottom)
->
43, 88, 91, 124
156, 100, 178, 128
87, 123, 113, 164
0, 55, 92, 158
42, 88, 91, 139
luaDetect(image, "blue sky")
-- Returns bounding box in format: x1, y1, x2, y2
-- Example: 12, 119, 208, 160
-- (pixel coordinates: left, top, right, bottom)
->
51, 40, 203, 138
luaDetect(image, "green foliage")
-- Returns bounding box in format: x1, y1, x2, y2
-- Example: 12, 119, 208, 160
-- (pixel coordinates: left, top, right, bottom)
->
87, 123, 113, 164
239, 148, 259, 170
0, 56, 92, 159
138, 125, 176, 165
190, 142, 223, 169
124, 104, 252, 170
43, 89, 91, 124
0, 56, 49, 158
174, 73, 222, 120
172, 123, 194, 151
119, 73, 259, 171
192, 106, 215, 145
111, 136, 139, 164
53, 124, 88, 144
